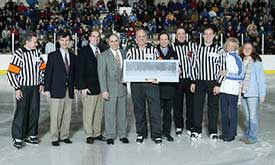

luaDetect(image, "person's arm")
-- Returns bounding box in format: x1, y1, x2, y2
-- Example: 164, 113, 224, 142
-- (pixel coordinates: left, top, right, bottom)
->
190, 46, 199, 85
39, 53, 46, 86
97, 52, 109, 99
126, 48, 133, 60
257, 62, 266, 103
7, 49, 23, 90
7, 49, 24, 100
216, 49, 226, 86
226, 52, 245, 80
76, 48, 86, 90
43, 52, 54, 97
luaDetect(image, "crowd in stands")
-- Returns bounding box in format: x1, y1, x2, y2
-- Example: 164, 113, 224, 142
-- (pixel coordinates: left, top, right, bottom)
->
0, 0, 275, 54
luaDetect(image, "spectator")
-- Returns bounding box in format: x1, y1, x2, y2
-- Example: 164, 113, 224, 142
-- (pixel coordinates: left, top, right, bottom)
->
96, 0, 106, 12
45, 34, 55, 54
107, 0, 116, 12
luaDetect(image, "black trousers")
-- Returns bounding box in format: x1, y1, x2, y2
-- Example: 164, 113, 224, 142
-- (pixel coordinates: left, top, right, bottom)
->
173, 78, 193, 131
12, 86, 40, 140
161, 99, 173, 135
192, 80, 219, 134
130, 82, 162, 139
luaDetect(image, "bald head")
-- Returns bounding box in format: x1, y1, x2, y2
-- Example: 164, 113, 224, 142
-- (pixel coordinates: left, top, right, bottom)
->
136, 29, 147, 48
108, 34, 120, 50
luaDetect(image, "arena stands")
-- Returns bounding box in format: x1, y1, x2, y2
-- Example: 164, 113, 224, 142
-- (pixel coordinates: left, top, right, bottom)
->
0, 0, 274, 54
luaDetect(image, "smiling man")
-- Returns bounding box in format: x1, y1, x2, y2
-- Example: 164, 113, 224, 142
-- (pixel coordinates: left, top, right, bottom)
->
126, 28, 162, 145
44, 31, 77, 146
7, 32, 45, 149
77, 30, 106, 144
98, 34, 129, 145
190, 25, 226, 141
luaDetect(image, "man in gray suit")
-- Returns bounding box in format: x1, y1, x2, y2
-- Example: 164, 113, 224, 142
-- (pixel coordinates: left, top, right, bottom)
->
98, 34, 129, 145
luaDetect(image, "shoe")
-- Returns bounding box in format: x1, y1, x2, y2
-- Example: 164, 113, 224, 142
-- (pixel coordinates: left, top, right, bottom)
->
119, 138, 129, 144
136, 135, 145, 144
210, 134, 218, 141
186, 130, 192, 136
223, 137, 235, 142
175, 128, 182, 136
164, 134, 174, 142
51, 141, 60, 146
106, 139, 114, 145
240, 137, 247, 142
243, 139, 256, 144
190, 132, 201, 141
13, 140, 23, 149
218, 135, 224, 140
86, 137, 94, 144
62, 139, 72, 144
154, 137, 162, 144
94, 135, 106, 141
25, 136, 39, 145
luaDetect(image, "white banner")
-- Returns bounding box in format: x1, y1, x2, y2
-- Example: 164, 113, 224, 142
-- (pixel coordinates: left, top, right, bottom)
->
123, 60, 179, 82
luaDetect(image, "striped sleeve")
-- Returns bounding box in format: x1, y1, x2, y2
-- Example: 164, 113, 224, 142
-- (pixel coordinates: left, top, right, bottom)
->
7, 49, 23, 90
153, 47, 160, 59
39, 57, 46, 85
126, 48, 133, 60
217, 48, 226, 85
190, 46, 199, 82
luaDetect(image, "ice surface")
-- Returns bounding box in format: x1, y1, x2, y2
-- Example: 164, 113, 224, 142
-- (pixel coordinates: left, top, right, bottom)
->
0, 75, 274, 165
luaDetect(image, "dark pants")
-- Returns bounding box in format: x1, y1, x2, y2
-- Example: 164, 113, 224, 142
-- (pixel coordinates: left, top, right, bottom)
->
192, 80, 219, 134
173, 78, 193, 131
131, 82, 162, 139
161, 99, 173, 135
12, 86, 40, 140
220, 93, 238, 139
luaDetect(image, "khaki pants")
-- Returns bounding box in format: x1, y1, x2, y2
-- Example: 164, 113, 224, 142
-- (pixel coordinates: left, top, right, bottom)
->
82, 94, 103, 138
49, 91, 72, 141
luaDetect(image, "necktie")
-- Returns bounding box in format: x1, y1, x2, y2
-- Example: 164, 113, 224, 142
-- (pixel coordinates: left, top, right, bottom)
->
95, 47, 99, 59
115, 51, 121, 66
64, 53, 69, 73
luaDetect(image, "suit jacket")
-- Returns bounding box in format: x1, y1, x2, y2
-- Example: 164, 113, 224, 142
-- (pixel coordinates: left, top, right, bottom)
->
76, 45, 101, 95
44, 49, 76, 99
157, 45, 178, 99
98, 48, 127, 97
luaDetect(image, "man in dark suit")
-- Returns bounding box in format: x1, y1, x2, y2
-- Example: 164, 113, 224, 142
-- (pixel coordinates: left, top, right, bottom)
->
44, 31, 76, 146
98, 34, 129, 145
156, 31, 178, 142
77, 30, 105, 144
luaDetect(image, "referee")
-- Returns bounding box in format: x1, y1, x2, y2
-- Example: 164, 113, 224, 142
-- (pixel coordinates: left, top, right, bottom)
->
190, 25, 226, 141
171, 27, 197, 136
126, 28, 162, 144
7, 32, 45, 149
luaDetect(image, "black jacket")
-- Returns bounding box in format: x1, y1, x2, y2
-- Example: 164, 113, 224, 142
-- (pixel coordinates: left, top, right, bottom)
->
76, 45, 102, 95
44, 50, 76, 99
157, 45, 178, 99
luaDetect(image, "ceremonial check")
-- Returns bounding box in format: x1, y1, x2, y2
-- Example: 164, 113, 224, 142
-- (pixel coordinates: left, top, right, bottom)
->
123, 60, 179, 82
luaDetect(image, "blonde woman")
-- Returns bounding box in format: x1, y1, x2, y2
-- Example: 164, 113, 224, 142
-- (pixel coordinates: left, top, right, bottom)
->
219, 37, 244, 142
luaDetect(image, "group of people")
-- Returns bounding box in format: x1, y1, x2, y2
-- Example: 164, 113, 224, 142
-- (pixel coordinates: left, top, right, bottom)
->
7, 24, 266, 149
7, 29, 127, 149
1, 0, 275, 54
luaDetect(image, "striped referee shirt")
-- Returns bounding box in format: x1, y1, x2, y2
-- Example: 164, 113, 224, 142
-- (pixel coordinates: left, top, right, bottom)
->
126, 44, 159, 60
171, 41, 197, 79
190, 43, 226, 85
7, 47, 46, 90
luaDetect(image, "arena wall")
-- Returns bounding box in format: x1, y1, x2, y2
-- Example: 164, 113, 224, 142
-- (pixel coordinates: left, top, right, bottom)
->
0, 54, 274, 75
